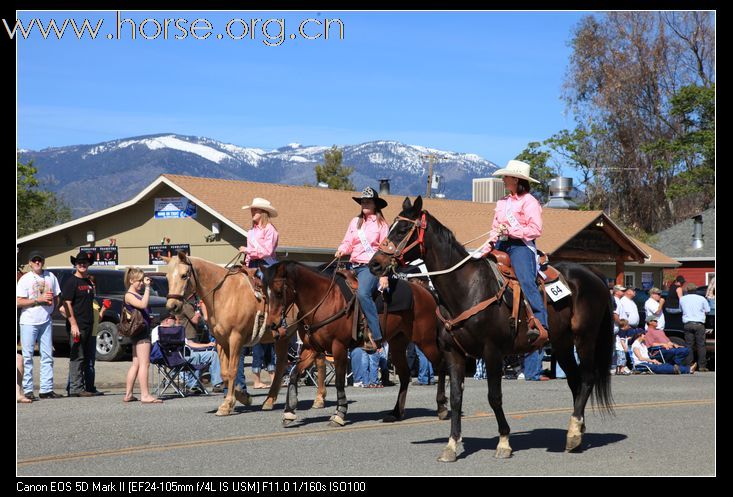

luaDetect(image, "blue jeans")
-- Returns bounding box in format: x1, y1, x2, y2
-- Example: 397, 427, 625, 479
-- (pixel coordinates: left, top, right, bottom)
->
353, 265, 382, 341
83, 334, 97, 391
523, 349, 543, 381
368, 344, 389, 385
649, 346, 690, 366
20, 320, 54, 394
474, 359, 486, 379
184, 349, 222, 388
635, 362, 690, 374
350, 347, 368, 385
496, 240, 548, 329
251, 343, 276, 374
234, 348, 248, 391
415, 344, 434, 384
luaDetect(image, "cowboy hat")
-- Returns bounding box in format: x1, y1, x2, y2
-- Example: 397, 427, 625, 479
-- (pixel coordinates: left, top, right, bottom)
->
492, 159, 540, 184
352, 187, 388, 210
70, 251, 94, 265
241, 197, 278, 217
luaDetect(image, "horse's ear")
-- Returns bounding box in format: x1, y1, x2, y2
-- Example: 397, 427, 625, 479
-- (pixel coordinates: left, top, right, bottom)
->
413, 195, 423, 212
402, 197, 413, 211
177, 251, 187, 262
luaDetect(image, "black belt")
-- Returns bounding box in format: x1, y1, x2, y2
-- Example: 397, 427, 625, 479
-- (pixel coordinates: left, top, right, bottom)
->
684, 321, 705, 325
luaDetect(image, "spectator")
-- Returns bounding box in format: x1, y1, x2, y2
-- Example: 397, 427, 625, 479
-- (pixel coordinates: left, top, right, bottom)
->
350, 346, 368, 388
82, 275, 104, 395
122, 268, 161, 403
630, 332, 695, 374
644, 316, 691, 368
680, 282, 711, 372
62, 252, 98, 398
367, 342, 390, 388
251, 342, 276, 389
614, 319, 632, 375
474, 358, 487, 380
665, 275, 686, 314
617, 287, 639, 328
16, 250, 62, 400
413, 343, 434, 385
644, 287, 666, 330
522, 348, 550, 381
17, 353, 33, 403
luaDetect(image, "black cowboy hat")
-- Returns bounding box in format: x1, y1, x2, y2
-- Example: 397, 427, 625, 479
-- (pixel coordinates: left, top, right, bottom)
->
352, 187, 388, 210
70, 251, 94, 265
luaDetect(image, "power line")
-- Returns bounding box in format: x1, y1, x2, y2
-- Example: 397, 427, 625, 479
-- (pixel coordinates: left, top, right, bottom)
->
420, 153, 449, 197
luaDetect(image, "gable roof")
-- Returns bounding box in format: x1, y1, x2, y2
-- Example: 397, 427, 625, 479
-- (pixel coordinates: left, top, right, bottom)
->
649, 208, 715, 261
18, 174, 663, 265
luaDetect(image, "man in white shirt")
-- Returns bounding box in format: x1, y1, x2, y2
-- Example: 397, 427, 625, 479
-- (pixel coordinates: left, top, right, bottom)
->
680, 283, 711, 372
644, 287, 665, 330
16, 251, 62, 400
618, 287, 639, 328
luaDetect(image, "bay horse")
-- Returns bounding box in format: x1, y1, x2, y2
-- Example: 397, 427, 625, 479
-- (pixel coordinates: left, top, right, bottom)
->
164, 252, 324, 415
369, 196, 614, 461
263, 260, 447, 427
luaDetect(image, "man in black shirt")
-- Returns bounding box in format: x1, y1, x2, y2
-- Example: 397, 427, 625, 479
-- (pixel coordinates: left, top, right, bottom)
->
61, 252, 97, 397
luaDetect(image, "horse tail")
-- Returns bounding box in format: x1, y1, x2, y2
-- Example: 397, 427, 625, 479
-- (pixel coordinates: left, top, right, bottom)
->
585, 266, 615, 413
592, 298, 615, 415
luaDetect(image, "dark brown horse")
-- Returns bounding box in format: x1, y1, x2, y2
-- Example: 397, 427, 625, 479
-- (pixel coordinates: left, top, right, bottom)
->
369, 196, 614, 461
263, 260, 447, 427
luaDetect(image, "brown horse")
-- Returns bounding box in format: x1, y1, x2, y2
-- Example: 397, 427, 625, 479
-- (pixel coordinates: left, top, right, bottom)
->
369, 197, 614, 461
263, 260, 447, 427
164, 252, 316, 415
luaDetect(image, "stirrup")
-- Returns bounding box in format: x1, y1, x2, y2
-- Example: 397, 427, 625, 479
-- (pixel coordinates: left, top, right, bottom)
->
527, 328, 541, 344
362, 336, 378, 354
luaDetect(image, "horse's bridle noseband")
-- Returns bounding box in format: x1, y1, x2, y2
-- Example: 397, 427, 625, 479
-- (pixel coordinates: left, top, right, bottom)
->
166, 257, 199, 307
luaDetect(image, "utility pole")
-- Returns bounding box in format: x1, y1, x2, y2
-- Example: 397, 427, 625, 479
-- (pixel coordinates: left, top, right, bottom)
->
420, 153, 449, 198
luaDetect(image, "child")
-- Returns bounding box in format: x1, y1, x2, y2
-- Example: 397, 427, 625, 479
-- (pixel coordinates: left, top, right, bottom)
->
615, 319, 632, 375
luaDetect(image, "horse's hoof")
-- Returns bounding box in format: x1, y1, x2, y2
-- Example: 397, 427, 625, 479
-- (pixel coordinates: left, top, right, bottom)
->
282, 418, 295, 426
235, 391, 252, 406
261, 399, 274, 411
437, 448, 457, 463
437, 408, 449, 421
311, 399, 325, 409
382, 414, 399, 423
215, 407, 231, 417
328, 415, 346, 427
565, 435, 583, 452
494, 448, 513, 459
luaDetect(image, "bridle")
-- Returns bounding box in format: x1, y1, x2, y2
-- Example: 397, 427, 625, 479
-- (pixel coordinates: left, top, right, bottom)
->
377, 211, 427, 268
166, 257, 200, 308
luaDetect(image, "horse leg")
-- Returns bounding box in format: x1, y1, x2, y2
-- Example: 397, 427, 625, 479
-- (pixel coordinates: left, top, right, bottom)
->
217, 335, 249, 416
282, 347, 318, 426
262, 336, 289, 411
383, 333, 409, 422
328, 343, 349, 427
435, 356, 449, 421
562, 342, 594, 452
485, 351, 512, 458
312, 354, 327, 409
438, 349, 465, 463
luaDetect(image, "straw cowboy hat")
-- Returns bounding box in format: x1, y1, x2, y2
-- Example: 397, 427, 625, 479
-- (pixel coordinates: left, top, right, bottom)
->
492, 159, 540, 184
352, 187, 388, 210
241, 197, 278, 217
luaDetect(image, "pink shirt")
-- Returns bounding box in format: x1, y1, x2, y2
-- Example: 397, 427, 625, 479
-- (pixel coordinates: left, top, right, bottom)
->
488, 193, 543, 244
644, 327, 672, 348
245, 223, 279, 265
337, 215, 389, 264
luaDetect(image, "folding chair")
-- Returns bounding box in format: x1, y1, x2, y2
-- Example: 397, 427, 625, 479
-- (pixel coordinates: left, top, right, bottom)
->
151, 325, 211, 397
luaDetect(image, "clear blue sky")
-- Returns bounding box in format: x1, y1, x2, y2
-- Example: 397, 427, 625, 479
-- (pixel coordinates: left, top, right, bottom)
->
17, 10, 588, 173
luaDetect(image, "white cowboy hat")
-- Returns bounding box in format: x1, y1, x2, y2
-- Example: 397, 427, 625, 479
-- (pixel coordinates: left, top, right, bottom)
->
241, 197, 278, 217
492, 159, 540, 184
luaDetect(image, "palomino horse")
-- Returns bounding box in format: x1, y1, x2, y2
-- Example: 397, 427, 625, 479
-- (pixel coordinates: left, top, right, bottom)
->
164, 252, 321, 414
369, 197, 614, 461
263, 260, 447, 427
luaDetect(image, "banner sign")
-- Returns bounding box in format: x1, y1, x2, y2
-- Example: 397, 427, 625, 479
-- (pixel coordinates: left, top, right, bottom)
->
154, 197, 198, 219
149, 244, 191, 265
79, 246, 119, 266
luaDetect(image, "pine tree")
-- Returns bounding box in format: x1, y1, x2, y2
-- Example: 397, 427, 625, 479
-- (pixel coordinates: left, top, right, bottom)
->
315, 146, 355, 190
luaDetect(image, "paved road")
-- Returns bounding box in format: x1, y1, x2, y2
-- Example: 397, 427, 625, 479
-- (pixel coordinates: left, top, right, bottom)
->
17, 358, 715, 477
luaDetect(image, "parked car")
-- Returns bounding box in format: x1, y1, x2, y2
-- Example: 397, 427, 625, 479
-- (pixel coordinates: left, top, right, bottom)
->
632, 287, 715, 369
47, 268, 168, 361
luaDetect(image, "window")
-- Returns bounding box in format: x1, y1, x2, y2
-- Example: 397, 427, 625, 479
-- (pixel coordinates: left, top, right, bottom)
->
624, 273, 635, 289
706, 272, 715, 285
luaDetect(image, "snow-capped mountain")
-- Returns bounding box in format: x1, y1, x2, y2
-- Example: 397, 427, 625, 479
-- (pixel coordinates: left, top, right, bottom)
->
17, 134, 498, 218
